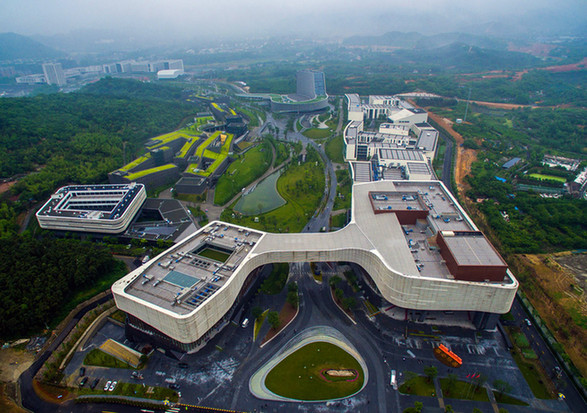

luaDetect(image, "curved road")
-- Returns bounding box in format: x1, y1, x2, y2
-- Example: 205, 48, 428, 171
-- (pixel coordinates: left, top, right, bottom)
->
18, 294, 114, 413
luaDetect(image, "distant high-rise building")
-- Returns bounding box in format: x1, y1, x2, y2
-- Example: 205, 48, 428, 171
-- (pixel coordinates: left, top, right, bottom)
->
167, 59, 184, 71
42, 63, 66, 86
296, 70, 326, 99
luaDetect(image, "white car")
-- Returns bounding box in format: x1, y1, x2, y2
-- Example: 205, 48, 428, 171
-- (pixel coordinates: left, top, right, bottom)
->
104, 380, 111, 391
109, 381, 117, 392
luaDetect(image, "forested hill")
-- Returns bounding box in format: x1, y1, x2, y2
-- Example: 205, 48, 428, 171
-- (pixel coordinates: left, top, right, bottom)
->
0, 78, 197, 202
0, 32, 65, 61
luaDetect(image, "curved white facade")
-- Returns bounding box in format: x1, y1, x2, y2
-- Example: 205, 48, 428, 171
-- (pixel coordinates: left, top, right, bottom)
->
112, 180, 517, 347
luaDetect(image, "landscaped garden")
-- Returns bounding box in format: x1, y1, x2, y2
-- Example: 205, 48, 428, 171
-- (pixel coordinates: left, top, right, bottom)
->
302, 127, 333, 140
220, 147, 325, 232
214, 142, 273, 205
264, 341, 364, 400
83, 349, 133, 369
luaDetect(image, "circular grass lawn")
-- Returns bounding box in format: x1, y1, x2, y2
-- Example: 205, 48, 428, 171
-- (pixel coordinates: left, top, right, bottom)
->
264, 341, 364, 401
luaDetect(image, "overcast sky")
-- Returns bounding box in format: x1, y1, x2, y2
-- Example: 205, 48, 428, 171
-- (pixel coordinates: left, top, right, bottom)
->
1, 0, 585, 41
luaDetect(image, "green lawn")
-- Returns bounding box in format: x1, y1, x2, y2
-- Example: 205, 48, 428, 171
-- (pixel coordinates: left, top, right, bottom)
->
196, 247, 231, 263
399, 375, 435, 396
439, 378, 490, 401
265, 342, 364, 401
302, 128, 333, 140
214, 142, 273, 205
78, 381, 178, 402
511, 351, 555, 399
330, 213, 347, 229
333, 168, 352, 210
221, 150, 325, 232
83, 349, 133, 369
528, 173, 566, 183
494, 392, 529, 406
325, 135, 345, 163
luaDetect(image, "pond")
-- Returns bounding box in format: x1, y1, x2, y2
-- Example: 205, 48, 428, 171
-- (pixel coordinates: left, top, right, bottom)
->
234, 169, 285, 215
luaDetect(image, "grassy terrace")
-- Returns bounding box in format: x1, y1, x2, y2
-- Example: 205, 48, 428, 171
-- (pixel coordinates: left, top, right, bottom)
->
187, 132, 234, 177
147, 129, 197, 149
118, 153, 151, 172
194, 131, 221, 158
177, 136, 199, 158
126, 163, 176, 180
214, 142, 273, 205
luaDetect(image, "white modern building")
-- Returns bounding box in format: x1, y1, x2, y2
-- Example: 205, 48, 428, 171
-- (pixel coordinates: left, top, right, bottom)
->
112, 180, 517, 353
42, 63, 66, 86
36, 183, 146, 234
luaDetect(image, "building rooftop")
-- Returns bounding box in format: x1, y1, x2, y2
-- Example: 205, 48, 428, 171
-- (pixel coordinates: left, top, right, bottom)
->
122, 223, 263, 315
36, 183, 144, 220
440, 231, 506, 267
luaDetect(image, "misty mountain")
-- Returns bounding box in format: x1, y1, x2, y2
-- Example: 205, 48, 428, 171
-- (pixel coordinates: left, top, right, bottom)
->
344, 31, 507, 50
32, 29, 174, 55
0, 32, 65, 61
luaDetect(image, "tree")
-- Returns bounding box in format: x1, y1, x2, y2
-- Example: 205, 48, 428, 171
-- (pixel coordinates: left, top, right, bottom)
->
493, 379, 513, 396
287, 291, 299, 308
251, 306, 263, 320
472, 409, 483, 413
444, 405, 454, 413
424, 365, 438, 383
287, 281, 298, 292
335, 288, 344, 301
329, 275, 342, 288
403, 401, 423, 413
342, 297, 356, 310
267, 311, 280, 330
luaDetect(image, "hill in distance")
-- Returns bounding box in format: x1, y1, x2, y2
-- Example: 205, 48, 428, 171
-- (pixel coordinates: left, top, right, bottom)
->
0, 32, 65, 61
343, 31, 508, 51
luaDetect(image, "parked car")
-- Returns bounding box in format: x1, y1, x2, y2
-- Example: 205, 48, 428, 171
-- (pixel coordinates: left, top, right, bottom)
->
109, 381, 117, 392
104, 380, 111, 391
79, 377, 88, 387
525, 318, 532, 326
90, 378, 100, 389
79, 367, 85, 377
169, 383, 180, 390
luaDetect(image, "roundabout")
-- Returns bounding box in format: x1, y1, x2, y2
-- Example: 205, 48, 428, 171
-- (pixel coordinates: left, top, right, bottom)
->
249, 326, 368, 402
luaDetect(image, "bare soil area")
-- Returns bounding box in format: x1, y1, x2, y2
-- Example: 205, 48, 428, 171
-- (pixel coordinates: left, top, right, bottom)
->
426, 111, 477, 195
0, 181, 16, 195
0, 349, 34, 383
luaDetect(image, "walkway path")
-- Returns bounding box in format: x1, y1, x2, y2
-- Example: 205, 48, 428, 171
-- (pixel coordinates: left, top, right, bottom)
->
433, 377, 445, 411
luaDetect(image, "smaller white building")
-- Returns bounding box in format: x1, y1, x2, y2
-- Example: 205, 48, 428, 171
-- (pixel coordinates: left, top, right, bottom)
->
157, 69, 183, 80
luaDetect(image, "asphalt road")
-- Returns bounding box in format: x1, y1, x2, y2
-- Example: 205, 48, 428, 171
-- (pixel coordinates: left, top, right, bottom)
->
510, 298, 587, 412
19, 294, 114, 413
